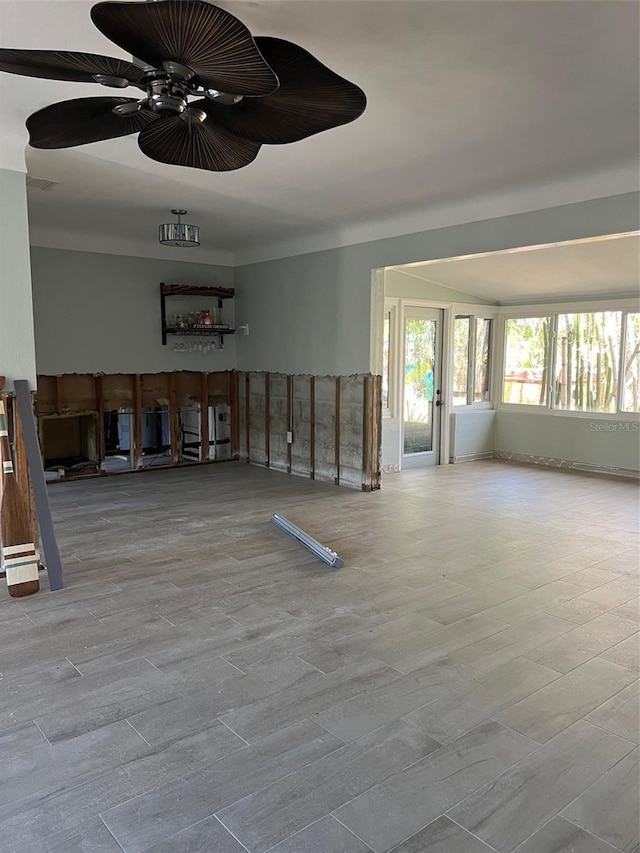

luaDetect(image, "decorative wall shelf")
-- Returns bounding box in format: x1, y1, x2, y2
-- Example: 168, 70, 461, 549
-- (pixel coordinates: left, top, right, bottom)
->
160, 283, 236, 346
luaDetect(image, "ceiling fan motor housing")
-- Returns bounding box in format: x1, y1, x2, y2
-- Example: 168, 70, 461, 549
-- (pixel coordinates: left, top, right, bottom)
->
146, 74, 189, 114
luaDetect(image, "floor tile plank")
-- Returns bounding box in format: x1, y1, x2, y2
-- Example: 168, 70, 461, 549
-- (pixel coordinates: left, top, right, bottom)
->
449, 721, 634, 853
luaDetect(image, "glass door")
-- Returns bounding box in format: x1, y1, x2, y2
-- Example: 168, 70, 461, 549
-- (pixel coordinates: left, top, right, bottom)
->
402, 307, 443, 468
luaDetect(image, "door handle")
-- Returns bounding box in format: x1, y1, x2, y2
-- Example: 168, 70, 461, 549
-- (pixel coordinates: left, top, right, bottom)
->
435, 399, 444, 407
435, 388, 443, 407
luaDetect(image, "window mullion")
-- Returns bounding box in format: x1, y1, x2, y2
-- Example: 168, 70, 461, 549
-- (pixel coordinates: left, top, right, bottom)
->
617, 312, 628, 414
468, 315, 476, 405
547, 314, 558, 410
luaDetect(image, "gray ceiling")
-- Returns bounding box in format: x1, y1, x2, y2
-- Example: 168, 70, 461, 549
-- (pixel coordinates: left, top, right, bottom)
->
1, 1, 638, 264
390, 234, 640, 303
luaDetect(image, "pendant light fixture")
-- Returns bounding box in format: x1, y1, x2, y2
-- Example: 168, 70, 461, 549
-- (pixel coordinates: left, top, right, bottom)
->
159, 208, 200, 247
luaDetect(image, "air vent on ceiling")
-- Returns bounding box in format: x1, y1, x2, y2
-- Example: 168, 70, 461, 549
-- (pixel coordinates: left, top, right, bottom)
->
26, 176, 59, 191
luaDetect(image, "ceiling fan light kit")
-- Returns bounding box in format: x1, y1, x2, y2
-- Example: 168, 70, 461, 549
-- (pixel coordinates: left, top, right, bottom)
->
0, 0, 367, 172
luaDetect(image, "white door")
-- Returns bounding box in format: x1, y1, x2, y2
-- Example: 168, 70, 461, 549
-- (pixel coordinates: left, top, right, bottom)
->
402, 307, 443, 468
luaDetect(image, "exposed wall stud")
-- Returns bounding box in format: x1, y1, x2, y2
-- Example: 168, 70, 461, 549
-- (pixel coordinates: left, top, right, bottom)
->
334, 377, 341, 486
286, 375, 293, 474
230, 369, 240, 459
95, 374, 105, 473
245, 373, 251, 463
265, 372, 271, 468
362, 374, 370, 491
310, 376, 315, 479
200, 372, 209, 462
54, 375, 62, 414
133, 374, 143, 469
169, 373, 179, 465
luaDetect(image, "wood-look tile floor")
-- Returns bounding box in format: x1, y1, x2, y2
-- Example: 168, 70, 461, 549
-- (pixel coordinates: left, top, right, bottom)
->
1, 461, 638, 853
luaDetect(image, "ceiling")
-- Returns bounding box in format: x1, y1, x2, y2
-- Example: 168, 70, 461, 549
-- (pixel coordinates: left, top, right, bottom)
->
389, 233, 640, 304
1, 0, 638, 264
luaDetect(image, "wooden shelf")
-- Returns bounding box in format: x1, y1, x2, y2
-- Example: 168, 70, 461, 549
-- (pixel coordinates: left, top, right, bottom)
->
164, 327, 236, 337
161, 284, 235, 299
160, 282, 236, 345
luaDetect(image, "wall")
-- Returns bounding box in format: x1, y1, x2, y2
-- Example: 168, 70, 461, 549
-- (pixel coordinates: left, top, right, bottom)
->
384, 268, 497, 304
451, 410, 496, 462
495, 411, 639, 474
30, 247, 236, 374
0, 169, 37, 388
234, 192, 639, 375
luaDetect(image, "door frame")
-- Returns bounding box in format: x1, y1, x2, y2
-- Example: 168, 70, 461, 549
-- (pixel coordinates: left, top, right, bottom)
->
400, 305, 445, 468
373, 277, 453, 470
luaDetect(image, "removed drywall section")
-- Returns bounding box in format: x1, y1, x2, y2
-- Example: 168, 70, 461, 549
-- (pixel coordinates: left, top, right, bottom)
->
30, 247, 236, 375
35, 371, 238, 479
268, 374, 289, 473
339, 376, 366, 489
248, 372, 267, 467
315, 376, 338, 483
239, 372, 381, 490
291, 376, 312, 478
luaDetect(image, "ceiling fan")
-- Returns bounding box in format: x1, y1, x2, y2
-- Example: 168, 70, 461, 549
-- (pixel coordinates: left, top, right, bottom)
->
0, 0, 366, 171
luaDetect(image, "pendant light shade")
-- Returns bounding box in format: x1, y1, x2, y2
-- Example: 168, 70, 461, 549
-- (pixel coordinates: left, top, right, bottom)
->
159, 208, 200, 247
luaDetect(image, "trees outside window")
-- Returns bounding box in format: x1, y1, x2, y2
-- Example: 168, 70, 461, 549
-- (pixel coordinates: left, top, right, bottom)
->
554, 312, 621, 413
454, 315, 493, 406
502, 310, 638, 415
503, 317, 550, 405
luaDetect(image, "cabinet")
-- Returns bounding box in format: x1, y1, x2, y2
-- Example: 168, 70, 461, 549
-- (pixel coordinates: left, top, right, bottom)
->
160, 283, 236, 346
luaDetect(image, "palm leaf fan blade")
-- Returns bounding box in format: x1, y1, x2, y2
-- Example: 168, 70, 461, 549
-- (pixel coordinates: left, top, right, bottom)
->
91, 0, 278, 95
26, 98, 158, 149
0, 49, 142, 84
203, 37, 366, 145
138, 112, 260, 171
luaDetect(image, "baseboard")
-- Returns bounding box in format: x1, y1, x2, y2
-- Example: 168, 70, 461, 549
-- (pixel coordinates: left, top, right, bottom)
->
493, 450, 640, 480
450, 451, 494, 464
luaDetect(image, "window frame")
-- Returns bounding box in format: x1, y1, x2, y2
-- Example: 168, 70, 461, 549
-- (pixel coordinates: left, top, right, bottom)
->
382, 299, 400, 418
452, 312, 496, 409
498, 298, 640, 420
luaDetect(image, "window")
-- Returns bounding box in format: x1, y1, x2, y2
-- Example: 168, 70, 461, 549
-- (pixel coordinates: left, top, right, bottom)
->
475, 318, 492, 402
623, 312, 640, 413
453, 314, 493, 406
554, 312, 621, 413
501, 309, 639, 416
453, 316, 470, 405
382, 310, 391, 411
503, 317, 550, 406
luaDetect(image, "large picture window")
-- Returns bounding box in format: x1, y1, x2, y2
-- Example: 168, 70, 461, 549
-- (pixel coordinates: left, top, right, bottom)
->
554, 312, 621, 413
501, 310, 639, 415
503, 317, 550, 406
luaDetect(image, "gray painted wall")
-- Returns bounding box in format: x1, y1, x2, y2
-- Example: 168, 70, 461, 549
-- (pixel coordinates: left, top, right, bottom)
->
495, 411, 639, 472
451, 410, 496, 461
30, 247, 236, 375
234, 192, 639, 375
1, 169, 37, 388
